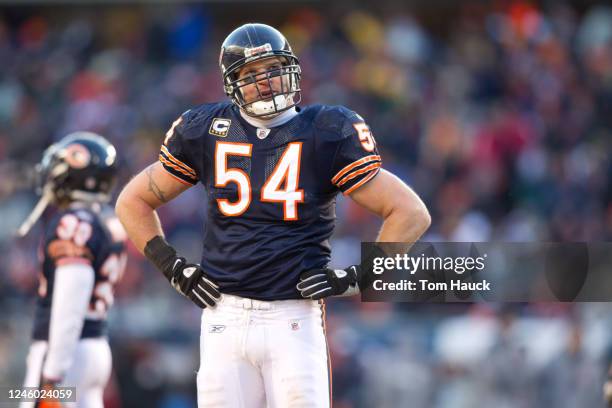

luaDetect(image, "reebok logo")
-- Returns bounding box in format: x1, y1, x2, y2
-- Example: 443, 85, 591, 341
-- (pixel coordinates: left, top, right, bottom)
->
209, 325, 226, 333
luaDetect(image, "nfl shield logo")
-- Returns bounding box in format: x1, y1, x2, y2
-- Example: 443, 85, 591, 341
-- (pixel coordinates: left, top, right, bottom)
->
256, 128, 271, 139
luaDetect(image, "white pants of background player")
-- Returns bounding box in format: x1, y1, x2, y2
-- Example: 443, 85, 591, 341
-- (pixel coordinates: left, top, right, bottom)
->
20, 338, 111, 408
197, 295, 331, 408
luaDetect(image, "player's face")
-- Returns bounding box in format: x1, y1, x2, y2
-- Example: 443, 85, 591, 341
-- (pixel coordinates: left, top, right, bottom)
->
236, 57, 286, 104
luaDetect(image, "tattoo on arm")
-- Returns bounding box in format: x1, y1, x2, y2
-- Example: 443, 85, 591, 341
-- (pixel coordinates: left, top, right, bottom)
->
145, 166, 168, 203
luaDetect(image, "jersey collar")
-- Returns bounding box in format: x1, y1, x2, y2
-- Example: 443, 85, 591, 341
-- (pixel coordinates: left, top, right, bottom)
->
238, 106, 299, 129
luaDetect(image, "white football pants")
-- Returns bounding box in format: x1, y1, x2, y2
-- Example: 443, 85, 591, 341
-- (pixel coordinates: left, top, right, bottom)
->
197, 295, 331, 408
20, 338, 111, 408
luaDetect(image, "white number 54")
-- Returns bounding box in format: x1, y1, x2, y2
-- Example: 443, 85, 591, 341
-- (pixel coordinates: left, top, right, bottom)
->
215, 141, 304, 220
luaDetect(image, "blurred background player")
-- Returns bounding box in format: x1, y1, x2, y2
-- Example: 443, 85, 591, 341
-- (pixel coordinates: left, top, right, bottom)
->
18, 132, 127, 408
115, 23, 429, 407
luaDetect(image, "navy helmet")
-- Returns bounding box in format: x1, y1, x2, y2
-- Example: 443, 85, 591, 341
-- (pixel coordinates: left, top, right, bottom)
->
17, 132, 118, 236
37, 131, 118, 202
219, 23, 301, 118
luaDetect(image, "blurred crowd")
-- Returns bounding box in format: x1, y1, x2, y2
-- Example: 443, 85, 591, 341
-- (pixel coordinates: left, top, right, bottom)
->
1, 1, 611, 407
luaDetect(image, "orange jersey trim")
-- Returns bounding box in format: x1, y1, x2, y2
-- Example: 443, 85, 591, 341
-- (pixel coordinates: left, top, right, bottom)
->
48, 239, 93, 260
331, 155, 381, 185
160, 145, 196, 176
335, 162, 381, 187
160, 166, 195, 185
343, 167, 380, 195
159, 155, 198, 181
320, 300, 333, 407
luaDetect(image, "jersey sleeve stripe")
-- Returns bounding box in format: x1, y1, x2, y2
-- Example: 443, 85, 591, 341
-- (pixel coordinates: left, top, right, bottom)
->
161, 167, 196, 186
160, 151, 197, 179
159, 155, 198, 182
335, 162, 381, 187
160, 145, 197, 176
343, 167, 381, 195
331, 155, 381, 184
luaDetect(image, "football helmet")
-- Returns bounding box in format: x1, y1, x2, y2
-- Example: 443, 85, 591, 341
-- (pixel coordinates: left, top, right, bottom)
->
17, 132, 118, 236
219, 23, 301, 118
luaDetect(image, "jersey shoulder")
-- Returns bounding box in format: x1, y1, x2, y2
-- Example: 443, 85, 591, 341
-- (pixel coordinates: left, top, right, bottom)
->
177, 101, 234, 140
306, 104, 365, 141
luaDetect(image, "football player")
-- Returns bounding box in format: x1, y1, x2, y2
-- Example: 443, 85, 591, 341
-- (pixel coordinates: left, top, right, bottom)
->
18, 132, 126, 408
116, 23, 430, 407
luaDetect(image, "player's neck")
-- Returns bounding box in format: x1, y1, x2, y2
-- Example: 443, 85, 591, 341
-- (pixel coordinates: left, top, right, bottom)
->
239, 107, 298, 129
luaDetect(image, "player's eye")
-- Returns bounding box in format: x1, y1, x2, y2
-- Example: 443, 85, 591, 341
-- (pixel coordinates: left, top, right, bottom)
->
239, 73, 256, 84
268, 65, 282, 73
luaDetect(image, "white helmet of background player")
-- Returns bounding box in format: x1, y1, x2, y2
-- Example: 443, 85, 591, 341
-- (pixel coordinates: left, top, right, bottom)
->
219, 23, 302, 118
16, 132, 118, 237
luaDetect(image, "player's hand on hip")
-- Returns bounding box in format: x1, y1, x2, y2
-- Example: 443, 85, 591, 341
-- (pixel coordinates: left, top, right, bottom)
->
144, 236, 221, 308
297, 266, 360, 299
169, 258, 220, 308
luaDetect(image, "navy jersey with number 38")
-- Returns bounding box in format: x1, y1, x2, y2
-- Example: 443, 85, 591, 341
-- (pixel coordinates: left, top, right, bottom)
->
160, 103, 381, 300
33, 205, 127, 340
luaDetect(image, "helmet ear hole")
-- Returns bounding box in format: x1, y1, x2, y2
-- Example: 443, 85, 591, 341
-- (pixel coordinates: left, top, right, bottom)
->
36, 132, 118, 204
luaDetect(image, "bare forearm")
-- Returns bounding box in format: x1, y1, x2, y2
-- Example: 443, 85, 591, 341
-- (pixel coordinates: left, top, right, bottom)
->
116, 193, 164, 253
377, 205, 430, 242
116, 163, 191, 253
350, 170, 430, 244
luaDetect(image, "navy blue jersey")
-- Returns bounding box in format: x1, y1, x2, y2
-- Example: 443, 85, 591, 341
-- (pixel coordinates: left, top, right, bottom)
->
33, 204, 127, 340
160, 103, 381, 300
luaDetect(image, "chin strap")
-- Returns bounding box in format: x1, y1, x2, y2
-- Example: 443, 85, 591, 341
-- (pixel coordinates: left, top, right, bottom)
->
16, 186, 54, 237
245, 93, 296, 117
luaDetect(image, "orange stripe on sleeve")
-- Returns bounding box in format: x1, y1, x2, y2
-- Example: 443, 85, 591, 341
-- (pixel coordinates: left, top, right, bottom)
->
159, 155, 198, 181
161, 167, 195, 186
335, 162, 381, 187
331, 155, 381, 184
160, 145, 197, 176
343, 168, 380, 195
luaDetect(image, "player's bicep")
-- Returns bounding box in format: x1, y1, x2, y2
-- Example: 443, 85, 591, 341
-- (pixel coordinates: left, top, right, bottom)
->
123, 162, 192, 209
348, 169, 424, 220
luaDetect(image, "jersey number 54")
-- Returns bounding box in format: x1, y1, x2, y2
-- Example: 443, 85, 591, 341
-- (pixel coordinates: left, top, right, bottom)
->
215, 141, 304, 221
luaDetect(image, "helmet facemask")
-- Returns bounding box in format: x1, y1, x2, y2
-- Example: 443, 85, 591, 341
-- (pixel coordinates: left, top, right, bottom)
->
224, 57, 302, 118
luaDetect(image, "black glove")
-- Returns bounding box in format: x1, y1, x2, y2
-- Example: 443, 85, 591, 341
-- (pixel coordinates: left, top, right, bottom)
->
297, 245, 387, 300
297, 265, 360, 299
144, 236, 221, 308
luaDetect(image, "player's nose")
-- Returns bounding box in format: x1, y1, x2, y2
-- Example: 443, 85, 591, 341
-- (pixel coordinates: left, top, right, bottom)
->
255, 73, 271, 86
